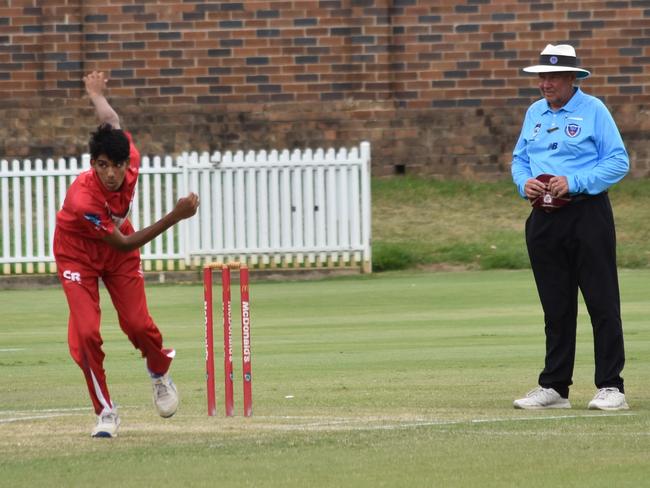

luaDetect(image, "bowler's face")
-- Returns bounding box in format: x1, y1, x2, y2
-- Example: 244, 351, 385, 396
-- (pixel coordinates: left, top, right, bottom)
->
538, 72, 576, 110
91, 154, 128, 192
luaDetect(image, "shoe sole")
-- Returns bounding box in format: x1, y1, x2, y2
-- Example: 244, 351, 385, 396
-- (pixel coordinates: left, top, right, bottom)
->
587, 403, 630, 411
154, 397, 178, 418
513, 402, 572, 410
155, 397, 178, 418
92, 431, 116, 438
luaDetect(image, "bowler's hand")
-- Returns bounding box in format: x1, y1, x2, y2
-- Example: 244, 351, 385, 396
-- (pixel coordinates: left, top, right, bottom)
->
524, 178, 546, 200
173, 193, 200, 220
548, 176, 569, 197
84, 71, 108, 98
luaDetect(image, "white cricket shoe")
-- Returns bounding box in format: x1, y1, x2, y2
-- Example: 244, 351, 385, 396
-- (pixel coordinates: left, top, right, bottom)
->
91, 407, 120, 438
588, 387, 629, 411
152, 373, 179, 418
513, 386, 571, 409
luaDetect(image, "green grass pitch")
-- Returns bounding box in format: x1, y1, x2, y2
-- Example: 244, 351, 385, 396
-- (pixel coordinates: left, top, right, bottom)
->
1, 269, 649, 486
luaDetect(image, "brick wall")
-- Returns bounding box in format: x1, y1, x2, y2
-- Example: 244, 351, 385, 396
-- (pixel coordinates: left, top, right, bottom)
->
2, 0, 650, 178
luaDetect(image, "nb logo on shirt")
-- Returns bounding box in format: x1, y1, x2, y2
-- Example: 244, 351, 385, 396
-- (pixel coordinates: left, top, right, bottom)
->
547, 142, 558, 150
63, 270, 81, 283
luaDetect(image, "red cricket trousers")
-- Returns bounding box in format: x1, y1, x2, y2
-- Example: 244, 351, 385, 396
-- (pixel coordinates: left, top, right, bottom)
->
53, 226, 173, 415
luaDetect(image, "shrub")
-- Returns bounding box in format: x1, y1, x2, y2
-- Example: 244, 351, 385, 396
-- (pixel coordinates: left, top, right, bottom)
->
372, 242, 418, 272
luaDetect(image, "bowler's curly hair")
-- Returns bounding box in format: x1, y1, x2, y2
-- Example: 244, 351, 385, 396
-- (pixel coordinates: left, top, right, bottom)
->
89, 124, 130, 163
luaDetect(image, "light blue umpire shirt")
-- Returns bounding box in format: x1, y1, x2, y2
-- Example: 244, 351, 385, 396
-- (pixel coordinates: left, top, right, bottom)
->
511, 87, 629, 198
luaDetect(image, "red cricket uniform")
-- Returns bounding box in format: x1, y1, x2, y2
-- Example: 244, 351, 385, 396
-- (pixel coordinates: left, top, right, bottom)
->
53, 133, 174, 415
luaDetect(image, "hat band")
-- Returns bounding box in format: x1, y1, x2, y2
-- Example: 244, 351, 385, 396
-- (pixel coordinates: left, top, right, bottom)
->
539, 54, 577, 67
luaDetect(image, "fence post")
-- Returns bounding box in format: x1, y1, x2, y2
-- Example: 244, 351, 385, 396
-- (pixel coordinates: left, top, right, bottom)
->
360, 141, 372, 273
180, 152, 191, 267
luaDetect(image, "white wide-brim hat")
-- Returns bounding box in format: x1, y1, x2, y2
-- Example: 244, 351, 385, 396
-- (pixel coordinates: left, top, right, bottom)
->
523, 44, 591, 79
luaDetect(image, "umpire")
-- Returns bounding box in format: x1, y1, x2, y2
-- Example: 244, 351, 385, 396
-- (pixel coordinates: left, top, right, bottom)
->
511, 44, 630, 410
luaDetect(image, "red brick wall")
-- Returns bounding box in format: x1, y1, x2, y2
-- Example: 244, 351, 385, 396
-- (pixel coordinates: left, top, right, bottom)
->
2, 0, 650, 177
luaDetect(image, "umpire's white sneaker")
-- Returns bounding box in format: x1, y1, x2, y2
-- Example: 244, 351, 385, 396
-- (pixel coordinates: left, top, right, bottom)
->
91, 407, 120, 438
152, 373, 179, 418
513, 387, 571, 409
588, 387, 629, 411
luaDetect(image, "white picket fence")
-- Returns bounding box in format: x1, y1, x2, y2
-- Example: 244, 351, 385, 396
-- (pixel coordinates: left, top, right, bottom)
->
0, 142, 372, 275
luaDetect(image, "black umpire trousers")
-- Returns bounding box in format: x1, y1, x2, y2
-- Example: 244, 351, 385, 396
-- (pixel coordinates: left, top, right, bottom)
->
525, 192, 625, 399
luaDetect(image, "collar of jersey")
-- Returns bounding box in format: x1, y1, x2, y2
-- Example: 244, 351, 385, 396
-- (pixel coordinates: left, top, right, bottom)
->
542, 87, 584, 115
